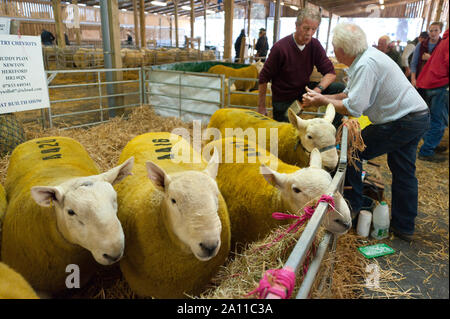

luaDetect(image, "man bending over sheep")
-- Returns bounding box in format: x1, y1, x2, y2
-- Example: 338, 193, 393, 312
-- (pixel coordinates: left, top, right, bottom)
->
302, 23, 430, 242
257, 7, 344, 122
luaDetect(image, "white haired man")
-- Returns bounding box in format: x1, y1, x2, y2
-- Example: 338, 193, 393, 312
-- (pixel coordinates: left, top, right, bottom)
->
257, 7, 344, 122
302, 23, 430, 242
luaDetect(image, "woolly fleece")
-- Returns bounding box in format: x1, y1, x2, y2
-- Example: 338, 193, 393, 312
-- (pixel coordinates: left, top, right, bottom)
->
0, 262, 39, 299
208, 64, 258, 91
1, 137, 101, 293
115, 132, 231, 298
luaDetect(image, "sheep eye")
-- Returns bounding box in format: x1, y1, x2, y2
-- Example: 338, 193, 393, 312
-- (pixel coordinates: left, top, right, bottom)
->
293, 187, 302, 194
67, 209, 76, 216
171, 198, 176, 204
307, 135, 312, 139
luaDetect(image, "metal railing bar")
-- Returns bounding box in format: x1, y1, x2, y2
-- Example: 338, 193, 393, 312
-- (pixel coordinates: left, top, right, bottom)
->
147, 93, 221, 105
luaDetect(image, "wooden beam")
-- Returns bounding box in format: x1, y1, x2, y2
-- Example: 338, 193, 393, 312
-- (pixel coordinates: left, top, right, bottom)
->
72, 0, 82, 45
203, 0, 207, 50
174, 0, 179, 48
247, 0, 251, 39
108, 0, 122, 69
336, 0, 423, 16
223, 0, 234, 60
132, 0, 139, 46
426, 0, 435, 28
51, 0, 65, 48
434, 0, 444, 21
139, 0, 145, 48
190, 0, 195, 46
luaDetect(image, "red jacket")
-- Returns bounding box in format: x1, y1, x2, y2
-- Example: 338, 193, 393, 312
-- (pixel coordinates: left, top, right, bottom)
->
417, 29, 449, 89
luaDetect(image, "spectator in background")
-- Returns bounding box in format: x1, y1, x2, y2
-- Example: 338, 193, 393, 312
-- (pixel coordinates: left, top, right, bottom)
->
258, 7, 343, 122
377, 35, 402, 68
417, 28, 449, 163
302, 22, 429, 242
234, 29, 246, 62
41, 29, 55, 46
401, 31, 429, 78
410, 22, 443, 89
64, 33, 70, 46
255, 28, 269, 62
127, 32, 133, 45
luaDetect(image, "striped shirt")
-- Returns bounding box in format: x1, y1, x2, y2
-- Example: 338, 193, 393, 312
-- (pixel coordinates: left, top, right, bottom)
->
343, 47, 428, 124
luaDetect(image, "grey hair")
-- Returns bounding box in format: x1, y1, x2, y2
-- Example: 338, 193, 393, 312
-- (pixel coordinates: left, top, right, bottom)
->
332, 23, 368, 57
296, 7, 321, 25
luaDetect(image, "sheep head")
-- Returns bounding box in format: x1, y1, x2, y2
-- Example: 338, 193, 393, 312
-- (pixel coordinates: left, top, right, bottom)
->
260, 149, 351, 235
252, 61, 264, 74
30, 157, 134, 265
146, 148, 222, 261
288, 104, 338, 171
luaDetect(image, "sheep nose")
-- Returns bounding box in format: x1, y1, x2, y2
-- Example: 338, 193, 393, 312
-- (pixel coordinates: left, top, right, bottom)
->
199, 241, 218, 257
103, 253, 122, 263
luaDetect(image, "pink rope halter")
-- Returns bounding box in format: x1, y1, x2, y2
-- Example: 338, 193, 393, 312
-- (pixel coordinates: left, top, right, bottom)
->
247, 194, 336, 299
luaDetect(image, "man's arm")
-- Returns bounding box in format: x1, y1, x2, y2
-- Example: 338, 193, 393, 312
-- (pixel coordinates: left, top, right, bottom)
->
313, 72, 336, 93
257, 83, 268, 115
302, 87, 350, 115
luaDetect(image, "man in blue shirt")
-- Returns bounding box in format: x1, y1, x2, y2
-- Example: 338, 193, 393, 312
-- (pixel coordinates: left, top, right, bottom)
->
302, 23, 430, 242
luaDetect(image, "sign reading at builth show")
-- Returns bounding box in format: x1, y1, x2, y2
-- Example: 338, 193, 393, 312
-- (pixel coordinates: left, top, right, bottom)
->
0, 35, 50, 114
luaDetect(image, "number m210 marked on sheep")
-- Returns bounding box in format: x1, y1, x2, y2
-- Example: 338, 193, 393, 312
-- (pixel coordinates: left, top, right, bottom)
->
207, 105, 338, 171
115, 132, 231, 298
0, 262, 39, 299
1, 137, 134, 294
203, 137, 351, 247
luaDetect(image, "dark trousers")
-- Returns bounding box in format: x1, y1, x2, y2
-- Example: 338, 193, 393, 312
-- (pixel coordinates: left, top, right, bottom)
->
272, 82, 346, 122
344, 111, 430, 235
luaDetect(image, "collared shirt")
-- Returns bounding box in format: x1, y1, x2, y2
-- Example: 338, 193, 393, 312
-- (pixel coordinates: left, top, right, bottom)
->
343, 47, 427, 124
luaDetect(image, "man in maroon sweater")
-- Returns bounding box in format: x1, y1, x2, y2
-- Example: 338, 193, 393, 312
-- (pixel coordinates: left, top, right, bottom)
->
258, 7, 343, 122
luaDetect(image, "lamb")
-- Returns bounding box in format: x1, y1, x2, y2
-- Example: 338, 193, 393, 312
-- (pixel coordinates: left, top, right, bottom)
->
1, 136, 134, 294
203, 137, 352, 246
0, 262, 39, 299
115, 132, 231, 298
206, 105, 339, 171
207, 62, 263, 92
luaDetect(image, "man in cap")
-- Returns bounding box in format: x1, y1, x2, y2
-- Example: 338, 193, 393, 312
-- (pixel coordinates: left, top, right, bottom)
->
255, 28, 269, 62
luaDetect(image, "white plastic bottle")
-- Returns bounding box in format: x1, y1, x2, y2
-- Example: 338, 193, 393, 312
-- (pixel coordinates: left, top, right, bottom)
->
371, 201, 390, 240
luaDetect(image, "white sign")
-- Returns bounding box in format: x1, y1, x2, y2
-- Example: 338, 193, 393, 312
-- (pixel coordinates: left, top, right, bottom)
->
0, 17, 10, 34
0, 35, 50, 114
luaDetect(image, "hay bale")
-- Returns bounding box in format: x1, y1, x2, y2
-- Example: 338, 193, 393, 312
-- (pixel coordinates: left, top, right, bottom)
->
123, 49, 144, 68
0, 113, 25, 157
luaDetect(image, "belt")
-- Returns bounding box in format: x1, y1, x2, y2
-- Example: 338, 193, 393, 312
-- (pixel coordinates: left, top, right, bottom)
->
408, 109, 429, 117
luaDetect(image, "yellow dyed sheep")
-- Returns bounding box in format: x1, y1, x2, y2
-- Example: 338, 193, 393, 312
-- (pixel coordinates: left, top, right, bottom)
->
207, 63, 260, 92
229, 90, 272, 108
115, 132, 231, 298
203, 137, 351, 247
0, 262, 39, 299
1, 136, 134, 294
206, 106, 339, 171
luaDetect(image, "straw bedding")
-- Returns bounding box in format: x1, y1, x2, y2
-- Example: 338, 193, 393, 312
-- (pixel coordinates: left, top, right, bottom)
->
0, 106, 447, 299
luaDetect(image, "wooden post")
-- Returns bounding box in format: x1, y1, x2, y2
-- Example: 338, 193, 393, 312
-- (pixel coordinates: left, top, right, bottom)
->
139, 0, 146, 48
107, 0, 123, 114
169, 16, 173, 47
434, 0, 444, 21
72, 0, 82, 45
174, 0, 179, 48
190, 0, 195, 47
132, 0, 140, 47
426, 0, 435, 29
203, 0, 207, 50
239, 36, 246, 63
224, 0, 234, 60
247, 0, 251, 40
325, 11, 332, 53
51, 0, 65, 48
273, 0, 281, 44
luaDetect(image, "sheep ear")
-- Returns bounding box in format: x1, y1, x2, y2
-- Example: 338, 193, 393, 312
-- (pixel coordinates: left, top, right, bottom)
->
100, 157, 134, 185
288, 108, 307, 131
204, 147, 219, 180
146, 161, 171, 188
309, 148, 323, 169
323, 103, 336, 123
31, 186, 64, 207
260, 164, 286, 189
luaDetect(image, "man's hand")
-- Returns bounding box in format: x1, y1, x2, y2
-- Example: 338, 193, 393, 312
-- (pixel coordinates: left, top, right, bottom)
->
404, 67, 411, 77
302, 86, 326, 107
422, 52, 431, 61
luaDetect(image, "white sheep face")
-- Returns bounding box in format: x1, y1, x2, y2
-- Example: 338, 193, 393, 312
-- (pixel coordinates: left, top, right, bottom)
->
288, 104, 339, 171
31, 157, 134, 266
146, 150, 222, 261
260, 149, 351, 235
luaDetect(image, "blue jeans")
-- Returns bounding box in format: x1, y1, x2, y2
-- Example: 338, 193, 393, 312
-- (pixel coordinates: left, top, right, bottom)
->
419, 86, 449, 156
344, 111, 430, 235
